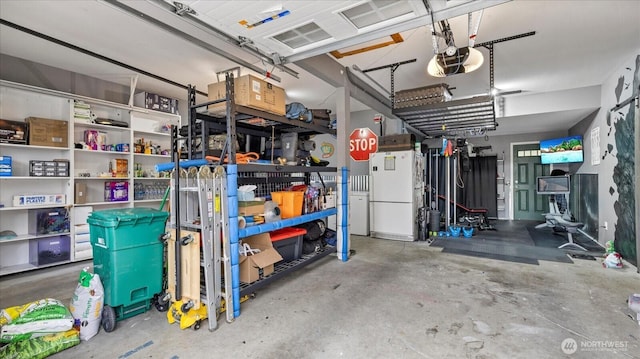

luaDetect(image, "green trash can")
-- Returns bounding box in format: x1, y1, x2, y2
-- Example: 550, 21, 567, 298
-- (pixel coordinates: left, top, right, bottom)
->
88, 208, 169, 332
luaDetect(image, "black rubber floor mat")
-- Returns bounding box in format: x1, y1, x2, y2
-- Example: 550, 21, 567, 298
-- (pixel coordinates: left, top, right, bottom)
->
442, 247, 540, 265
569, 253, 597, 261
526, 225, 604, 253
430, 237, 573, 264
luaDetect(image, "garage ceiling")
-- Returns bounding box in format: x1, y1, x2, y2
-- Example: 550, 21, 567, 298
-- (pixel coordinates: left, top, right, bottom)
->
1, 0, 639, 137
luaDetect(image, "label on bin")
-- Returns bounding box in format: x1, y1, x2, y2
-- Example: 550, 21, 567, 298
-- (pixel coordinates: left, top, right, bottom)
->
96, 236, 106, 248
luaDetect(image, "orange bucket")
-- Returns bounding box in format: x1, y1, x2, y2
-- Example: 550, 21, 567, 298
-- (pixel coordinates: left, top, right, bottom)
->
271, 191, 304, 219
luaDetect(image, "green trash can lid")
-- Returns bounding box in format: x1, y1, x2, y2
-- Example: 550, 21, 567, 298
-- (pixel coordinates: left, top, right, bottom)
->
88, 208, 169, 223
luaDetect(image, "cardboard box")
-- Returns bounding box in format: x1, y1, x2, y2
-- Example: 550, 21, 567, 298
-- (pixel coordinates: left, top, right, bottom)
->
239, 200, 265, 216
29, 160, 69, 177
0, 156, 12, 176
208, 74, 286, 116
73, 101, 91, 122
239, 233, 283, 284
75, 182, 87, 204
378, 134, 416, 152
104, 181, 128, 202
0, 119, 28, 144
134, 92, 179, 114
111, 158, 128, 177
13, 194, 66, 206
394, 83, 452, 108
322, 194, 336, 209
26, 117, 68, 147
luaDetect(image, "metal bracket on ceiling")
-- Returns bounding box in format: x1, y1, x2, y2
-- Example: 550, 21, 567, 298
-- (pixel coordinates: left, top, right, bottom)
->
270, 53, 286, 66
140, 0, 299, 80
216, 67, 241, 83
474, 31, 536, 90
238, 36, 254, 48
173, 2, 196, 16
361, 59, 418, 110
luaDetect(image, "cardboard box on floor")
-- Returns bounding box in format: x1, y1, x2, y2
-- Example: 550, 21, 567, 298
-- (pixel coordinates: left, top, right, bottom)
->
208, 74, 286, 116
239, 233, 283, 284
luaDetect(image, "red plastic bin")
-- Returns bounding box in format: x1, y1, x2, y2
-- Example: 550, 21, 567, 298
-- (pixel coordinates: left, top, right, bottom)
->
269, 227, 306, 263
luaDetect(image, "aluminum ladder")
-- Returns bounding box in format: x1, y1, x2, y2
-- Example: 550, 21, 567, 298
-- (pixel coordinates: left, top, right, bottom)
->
168, 165, 234, 331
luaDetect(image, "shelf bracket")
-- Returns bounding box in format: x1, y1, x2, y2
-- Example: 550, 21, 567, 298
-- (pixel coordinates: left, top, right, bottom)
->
128, 74, 139, 107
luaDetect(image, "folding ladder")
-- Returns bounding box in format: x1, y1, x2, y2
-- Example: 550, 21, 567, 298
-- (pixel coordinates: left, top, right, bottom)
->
167, 165, 234, 331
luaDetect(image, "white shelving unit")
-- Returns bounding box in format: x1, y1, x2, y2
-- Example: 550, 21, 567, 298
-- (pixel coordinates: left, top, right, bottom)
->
497, 157, 506, 219
0, 80, 180, 275
130, 113, 172, 210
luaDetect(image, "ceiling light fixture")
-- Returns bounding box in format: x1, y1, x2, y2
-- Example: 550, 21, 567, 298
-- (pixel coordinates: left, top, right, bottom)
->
427, 46, 484, 77
425, 2, 484, 77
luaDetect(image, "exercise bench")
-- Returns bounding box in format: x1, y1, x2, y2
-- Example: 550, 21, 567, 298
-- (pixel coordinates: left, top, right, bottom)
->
437, 194, 494, 230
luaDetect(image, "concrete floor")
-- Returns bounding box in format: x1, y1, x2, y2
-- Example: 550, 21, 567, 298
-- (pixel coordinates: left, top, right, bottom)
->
1, 235, 639, 359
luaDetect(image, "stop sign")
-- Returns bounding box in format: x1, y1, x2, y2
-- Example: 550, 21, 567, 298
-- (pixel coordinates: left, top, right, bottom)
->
349, 128, 378, 161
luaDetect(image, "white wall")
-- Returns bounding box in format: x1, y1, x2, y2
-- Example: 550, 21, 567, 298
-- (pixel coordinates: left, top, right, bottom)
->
310, 133, 338, 168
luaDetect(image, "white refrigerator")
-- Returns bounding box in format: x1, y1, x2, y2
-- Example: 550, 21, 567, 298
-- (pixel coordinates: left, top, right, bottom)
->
369, 150, 424, 241
349, 192, 369, 236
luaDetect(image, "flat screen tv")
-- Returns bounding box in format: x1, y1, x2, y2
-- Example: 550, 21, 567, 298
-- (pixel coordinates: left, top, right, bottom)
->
537, 175, 570, 194
539, 135, 584, 164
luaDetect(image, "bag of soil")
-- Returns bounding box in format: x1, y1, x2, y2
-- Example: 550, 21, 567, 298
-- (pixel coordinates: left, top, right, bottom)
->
0, 298, 74, 343
69, 267, 104, 341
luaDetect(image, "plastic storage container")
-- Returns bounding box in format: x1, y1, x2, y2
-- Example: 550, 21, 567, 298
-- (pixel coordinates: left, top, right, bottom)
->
269, 227, 306, 263
87, 208, 168, 330
271, 191, 304, 219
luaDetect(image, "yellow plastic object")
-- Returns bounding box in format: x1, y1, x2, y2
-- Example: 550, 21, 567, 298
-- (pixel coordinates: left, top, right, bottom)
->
166, 296, 250, 330
167, 300, 208, 330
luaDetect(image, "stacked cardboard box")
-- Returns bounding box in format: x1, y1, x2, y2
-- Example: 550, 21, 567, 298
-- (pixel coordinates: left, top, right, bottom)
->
394, 83, 452, 109
29, 160, 70, 177
74, 101, 92, 123
378, 134, 416, 152
208, 75, 286, 116
26, 117, 68, 147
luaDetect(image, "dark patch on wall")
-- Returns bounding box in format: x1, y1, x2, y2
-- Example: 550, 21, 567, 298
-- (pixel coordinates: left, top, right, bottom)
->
612, 107, 636, 265
609, 54, 639, 266
569, 174, 598, 238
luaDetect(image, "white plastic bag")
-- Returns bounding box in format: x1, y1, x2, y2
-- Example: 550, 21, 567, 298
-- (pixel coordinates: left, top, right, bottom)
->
602, 252, 623, 269
69, 267, 103, 341
629, 294, 640, 325
240, 242, 261, 256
